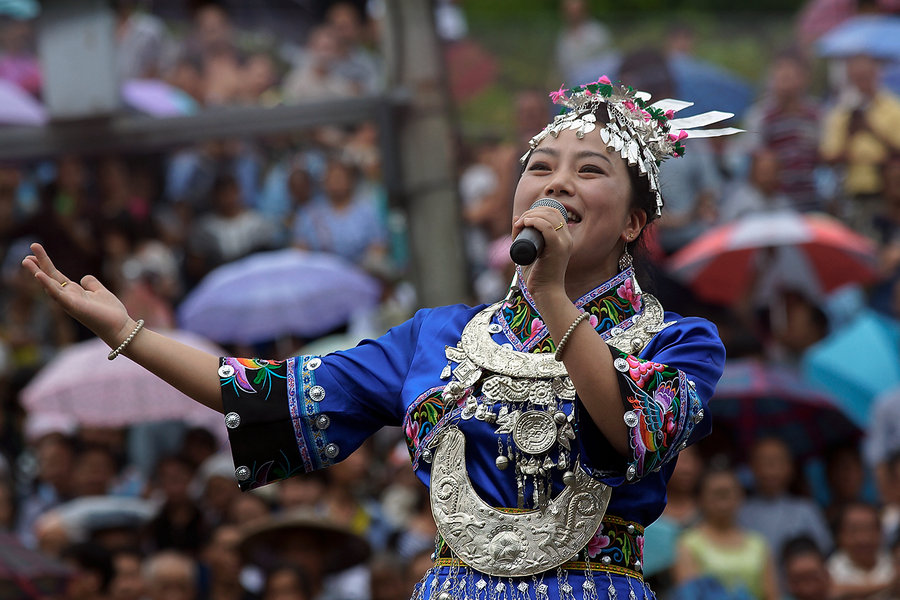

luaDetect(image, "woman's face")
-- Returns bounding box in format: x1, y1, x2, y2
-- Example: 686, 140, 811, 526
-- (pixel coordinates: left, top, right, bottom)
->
699, 471, 743, 524
513, 126, 642, 283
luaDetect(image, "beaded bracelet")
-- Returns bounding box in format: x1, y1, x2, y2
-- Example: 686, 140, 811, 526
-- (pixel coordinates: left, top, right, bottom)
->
108, 319, 145, 361
554, 312, 590, 362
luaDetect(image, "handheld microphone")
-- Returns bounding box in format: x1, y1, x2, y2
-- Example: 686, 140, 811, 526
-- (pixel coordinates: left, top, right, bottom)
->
509, 198, 568, 265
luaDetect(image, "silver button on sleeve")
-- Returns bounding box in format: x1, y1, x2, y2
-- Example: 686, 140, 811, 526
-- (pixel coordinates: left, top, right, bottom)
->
308, 357, 322, 370
218, 365, 234, 378
315, 414, 331, 430
235, 466, 250, 481
224, 412, 241, 429
308, 385, 326, 402
324, 443, 339, 459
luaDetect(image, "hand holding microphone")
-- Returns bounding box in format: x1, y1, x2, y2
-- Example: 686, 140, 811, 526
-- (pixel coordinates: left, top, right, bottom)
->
509, 198, 568, 266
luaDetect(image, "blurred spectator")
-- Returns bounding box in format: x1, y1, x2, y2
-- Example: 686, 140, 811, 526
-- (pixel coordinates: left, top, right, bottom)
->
109, 547, 147, 600
201, 524, 256, 600
70, 443, 119, 498
193, 452, 241, 528
675, 465, 779, 600
282, 25, 357, 103
0, 476, 15, 532
828, 501, 894, 598
224, 492, 270, 528
144, 455, 208, 555
738, 437, 832, 558
433, 0, 468, 42
13, 156, 101, 282
275, 471, 327, 512
369, 554, 408, 600
874, 156, 900, 279
114, 0, 167, 81
144, 550, 199, 600
325, 2, 381, 94
781, 536, 833, 600
319, 442, 393, 552
238, 51, 281, 106
186, 172, 277, 283
17, 432, 75, 547
642, 444, 704, 586
719, 148, 792, 222
61, 541, 115, 600
0, 17, 40, 96
824, 442, 868, 526
740, 50, 821, 213
880, 449, 900, 546
821, 54, 900, 234
292, 157, 388, 268
555, 0, 612, 82
262, 563, 312, 600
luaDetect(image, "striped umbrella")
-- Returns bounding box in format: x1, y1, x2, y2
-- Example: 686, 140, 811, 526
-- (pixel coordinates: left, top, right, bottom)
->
667, 210, 878, 306
710, 358, 862, 461
0, 534, 71, 600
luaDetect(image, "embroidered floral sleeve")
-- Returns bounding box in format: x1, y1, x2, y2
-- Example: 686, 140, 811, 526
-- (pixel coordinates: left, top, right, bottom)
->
610, 348, 704, 480
575, 316, 724, 484
221, 310, 432, 491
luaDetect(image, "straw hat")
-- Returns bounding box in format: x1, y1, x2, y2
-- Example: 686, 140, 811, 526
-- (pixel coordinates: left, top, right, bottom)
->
238, 507, 371, 574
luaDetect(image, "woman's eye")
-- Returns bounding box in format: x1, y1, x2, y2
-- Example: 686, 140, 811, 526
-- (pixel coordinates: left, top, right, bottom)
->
528, 162, 550, 171
580, 165, 605, 174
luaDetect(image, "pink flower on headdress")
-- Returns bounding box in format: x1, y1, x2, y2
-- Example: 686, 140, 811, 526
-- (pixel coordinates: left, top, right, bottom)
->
622, 100, 636, 111
641, 110, 652, 122
664, 109, 675, 119
668, 130, 689, 142
549, 85, 569, 103
596, 75, 612, 85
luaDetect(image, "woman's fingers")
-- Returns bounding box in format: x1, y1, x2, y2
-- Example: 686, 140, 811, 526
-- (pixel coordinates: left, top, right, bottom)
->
28, 242, 71, 285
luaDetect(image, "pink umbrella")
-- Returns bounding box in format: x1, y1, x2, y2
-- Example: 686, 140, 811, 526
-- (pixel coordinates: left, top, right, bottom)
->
21, 330, 225, 435
667, 210, 879, 305
121, 78, 198, 118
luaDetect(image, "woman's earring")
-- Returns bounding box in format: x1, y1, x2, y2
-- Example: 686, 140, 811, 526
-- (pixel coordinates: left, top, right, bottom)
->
618, 237, 633, 271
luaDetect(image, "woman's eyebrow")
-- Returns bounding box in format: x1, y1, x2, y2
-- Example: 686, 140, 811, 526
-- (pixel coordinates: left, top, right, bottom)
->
575, 150, 612, 165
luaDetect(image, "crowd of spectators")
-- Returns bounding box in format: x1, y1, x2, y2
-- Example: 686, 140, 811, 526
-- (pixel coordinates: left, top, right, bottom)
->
0, 1, 900, 599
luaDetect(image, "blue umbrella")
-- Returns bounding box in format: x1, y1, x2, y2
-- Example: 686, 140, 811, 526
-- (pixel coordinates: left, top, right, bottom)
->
802, 310, 900, 428
570, 54, 753, 120
817, 15, 900, 60
668, 54, 754, 119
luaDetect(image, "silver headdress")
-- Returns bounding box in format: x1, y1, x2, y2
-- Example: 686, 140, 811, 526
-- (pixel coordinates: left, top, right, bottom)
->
521, 76, 742, 216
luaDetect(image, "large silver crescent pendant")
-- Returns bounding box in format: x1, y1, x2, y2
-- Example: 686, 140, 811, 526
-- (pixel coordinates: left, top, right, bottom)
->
430, 427, 611, 577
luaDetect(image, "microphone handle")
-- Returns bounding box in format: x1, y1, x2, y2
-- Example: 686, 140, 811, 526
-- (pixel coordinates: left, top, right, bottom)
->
509, 227, 544, 266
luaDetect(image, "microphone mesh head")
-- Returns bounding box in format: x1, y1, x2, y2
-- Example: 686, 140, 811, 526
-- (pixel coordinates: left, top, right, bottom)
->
530, 198, 568, 222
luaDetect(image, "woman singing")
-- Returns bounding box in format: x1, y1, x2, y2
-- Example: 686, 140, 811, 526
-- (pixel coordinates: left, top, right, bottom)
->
24, 75, 738, 599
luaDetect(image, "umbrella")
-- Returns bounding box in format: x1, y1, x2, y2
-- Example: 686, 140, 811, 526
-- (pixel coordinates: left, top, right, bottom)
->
668, 54, 754, 120
571, 54, 752, 120
176, 249, 382, 345
0, 79, 46, 126
20, 330, 226, 433
0, 533, 71, 600
796, 0, 856, 46
817, 14, 900, 60
802, 310, 900, 427
55, 496, 156, 539
667, 210, 879, 306
710, 358, 863, 460
121, 79, 198, 118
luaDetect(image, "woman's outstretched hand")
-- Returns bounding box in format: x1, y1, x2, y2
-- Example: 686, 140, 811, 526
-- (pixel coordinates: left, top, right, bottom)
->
22, 243, 133, 347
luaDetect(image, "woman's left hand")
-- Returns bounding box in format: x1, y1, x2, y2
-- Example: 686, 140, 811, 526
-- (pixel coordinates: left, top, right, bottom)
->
511, 205, 572, 298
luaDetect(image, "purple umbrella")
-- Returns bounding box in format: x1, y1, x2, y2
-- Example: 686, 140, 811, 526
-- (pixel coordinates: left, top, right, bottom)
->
176, 249, 382, 345
121, 78, 198, 117
0, 79, 46, 126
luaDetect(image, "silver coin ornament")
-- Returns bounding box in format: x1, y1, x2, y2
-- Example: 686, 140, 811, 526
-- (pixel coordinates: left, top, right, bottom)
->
495, 455, 510, 470
512, 410, 558, 455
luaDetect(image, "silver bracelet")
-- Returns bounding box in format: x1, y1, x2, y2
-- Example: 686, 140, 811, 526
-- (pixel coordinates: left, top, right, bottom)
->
108, 319, 145, 360
554, 312, 590, 362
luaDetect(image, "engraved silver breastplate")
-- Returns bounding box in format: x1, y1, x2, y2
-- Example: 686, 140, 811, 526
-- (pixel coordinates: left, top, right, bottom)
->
429, 304, 614, 577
